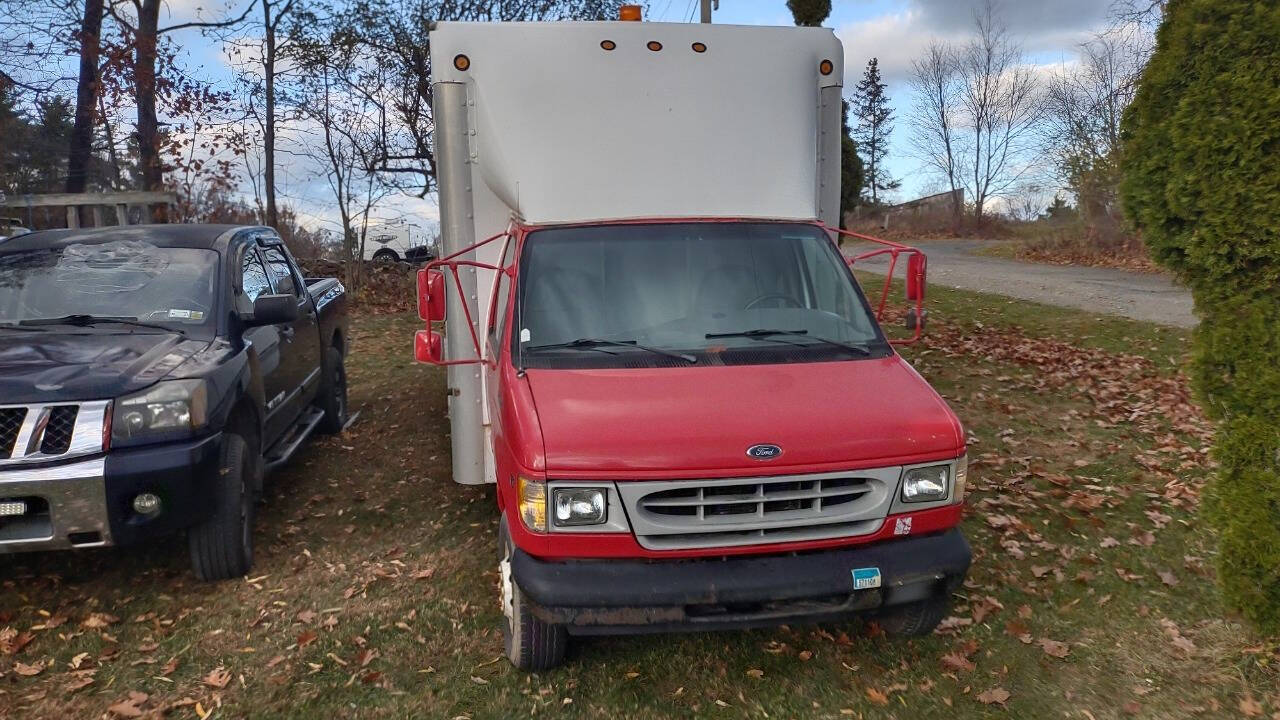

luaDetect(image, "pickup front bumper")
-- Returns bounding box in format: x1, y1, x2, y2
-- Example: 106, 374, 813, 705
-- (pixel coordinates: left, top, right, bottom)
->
511, 528, 971, 634
0, 433, 223, 553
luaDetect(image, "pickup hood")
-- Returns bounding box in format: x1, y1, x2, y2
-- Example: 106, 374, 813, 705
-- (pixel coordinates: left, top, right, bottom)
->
0, 331, 214, 404
524, 357, 964, 475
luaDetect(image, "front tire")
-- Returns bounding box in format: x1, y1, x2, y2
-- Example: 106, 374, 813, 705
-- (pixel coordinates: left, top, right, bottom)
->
372, 249, 398, 264
499, 515, 568, 671
317, 346, 348, 434
189, 434, 255, 581
878, 596, 949, 637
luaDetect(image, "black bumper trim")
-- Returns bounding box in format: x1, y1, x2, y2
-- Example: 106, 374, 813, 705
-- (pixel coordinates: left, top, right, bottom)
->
512, 529, 970, 633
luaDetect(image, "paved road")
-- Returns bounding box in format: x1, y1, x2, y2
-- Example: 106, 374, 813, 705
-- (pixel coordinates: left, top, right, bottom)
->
843, 238, 1196, 328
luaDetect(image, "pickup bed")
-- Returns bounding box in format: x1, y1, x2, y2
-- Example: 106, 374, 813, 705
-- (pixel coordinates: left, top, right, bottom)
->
0, 224, 349, 580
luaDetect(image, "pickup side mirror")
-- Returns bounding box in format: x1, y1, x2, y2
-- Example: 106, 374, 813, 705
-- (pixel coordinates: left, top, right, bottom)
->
245, 293, 299, 327
414, 329, 444, 364
418, 268, 446, 323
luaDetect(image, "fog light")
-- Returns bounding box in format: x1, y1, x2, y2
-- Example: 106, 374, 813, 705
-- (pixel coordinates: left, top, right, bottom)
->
552, 488, 607, 527
0, 500, 27, 517
132, 492, 162, 515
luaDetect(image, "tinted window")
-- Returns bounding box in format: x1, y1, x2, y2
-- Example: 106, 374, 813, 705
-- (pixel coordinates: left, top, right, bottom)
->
242, 249, 271, 302
260, 246, 297, 296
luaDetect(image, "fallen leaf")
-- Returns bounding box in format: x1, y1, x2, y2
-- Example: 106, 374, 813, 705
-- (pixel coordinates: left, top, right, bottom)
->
865, 688, 889, 706
203, 666, 232, 688
82, 613, 120, 629
107, 691, 149, 718
296, 609, 318, 624
745, 668, 764, 678
297, 630, 319, 649
976, 687, 1011, 706
0, 628, 35, 655
1238, 696, 1263, 717
1038, 638, 1070, 659
1158, 570, 1180, 587
13, 660, 44, 676
941, 652, 976, 673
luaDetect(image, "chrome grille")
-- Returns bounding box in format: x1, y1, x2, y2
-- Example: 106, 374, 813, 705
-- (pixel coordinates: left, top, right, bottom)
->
0, 402, 110, 465
39, 406, 79, 455
615, 468, 900, 551
0, 408, 25, 458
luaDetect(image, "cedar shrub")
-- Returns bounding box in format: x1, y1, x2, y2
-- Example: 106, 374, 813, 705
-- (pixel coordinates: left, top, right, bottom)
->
1120, 0, 1280, 633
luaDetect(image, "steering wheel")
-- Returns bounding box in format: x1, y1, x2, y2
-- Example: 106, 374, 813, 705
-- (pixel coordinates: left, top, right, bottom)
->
745, 293, 804, 310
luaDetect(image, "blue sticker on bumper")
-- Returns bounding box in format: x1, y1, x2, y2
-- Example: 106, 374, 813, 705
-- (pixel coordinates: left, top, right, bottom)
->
852, 567, 882, 590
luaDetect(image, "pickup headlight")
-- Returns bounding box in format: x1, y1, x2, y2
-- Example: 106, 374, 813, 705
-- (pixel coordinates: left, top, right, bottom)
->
517, 476, 547, 533
552, 487, 607, 527
112, 379, 209, 446
901, 464, 950, 503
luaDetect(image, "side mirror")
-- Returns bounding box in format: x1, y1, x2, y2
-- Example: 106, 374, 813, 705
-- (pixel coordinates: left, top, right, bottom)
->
245, 293, 299, 327
418, 268, 446, 323
905, 253, 926, 302
414, 329, 444, 364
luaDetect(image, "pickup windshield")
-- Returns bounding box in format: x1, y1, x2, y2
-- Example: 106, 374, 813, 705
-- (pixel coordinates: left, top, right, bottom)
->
517, 222, 886, 368
0, 241, 218, 335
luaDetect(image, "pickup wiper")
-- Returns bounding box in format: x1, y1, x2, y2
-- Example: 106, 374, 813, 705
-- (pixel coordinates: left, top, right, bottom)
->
0, 323, 46, 332
526, 337, 697, 364
19, 314, 184, 335
705, 328, 870, 356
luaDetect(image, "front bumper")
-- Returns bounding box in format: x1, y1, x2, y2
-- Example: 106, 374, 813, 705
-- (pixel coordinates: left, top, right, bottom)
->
512, 528, 971, 635
0, 433, 223, 553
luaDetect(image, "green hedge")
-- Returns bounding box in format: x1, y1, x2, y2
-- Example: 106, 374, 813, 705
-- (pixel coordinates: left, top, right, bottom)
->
1121, 0, 1280, 634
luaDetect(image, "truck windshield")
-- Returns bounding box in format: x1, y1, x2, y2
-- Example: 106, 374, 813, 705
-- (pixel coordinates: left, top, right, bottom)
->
517, 222, 886, 368
0, 241, 218, 334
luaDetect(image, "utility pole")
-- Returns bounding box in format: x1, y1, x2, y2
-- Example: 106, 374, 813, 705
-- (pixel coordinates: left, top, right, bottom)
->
700, 0, 716, 23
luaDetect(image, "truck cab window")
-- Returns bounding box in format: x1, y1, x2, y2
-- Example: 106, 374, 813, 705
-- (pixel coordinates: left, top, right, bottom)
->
487, 237, 513, 352
242, 249, 271, 303
260, 246, 298, 296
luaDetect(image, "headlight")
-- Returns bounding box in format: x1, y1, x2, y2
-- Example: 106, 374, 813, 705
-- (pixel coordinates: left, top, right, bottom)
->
901, 464, 950, 502
112, 379, 208, 446
552, 488, 607, 527
517, 476, 547, 533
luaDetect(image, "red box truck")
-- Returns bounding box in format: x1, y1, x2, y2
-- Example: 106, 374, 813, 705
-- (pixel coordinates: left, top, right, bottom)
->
416, 17, 969, 669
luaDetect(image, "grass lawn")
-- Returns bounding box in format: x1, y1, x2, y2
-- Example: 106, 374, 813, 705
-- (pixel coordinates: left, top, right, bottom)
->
2, 282, 1276, 719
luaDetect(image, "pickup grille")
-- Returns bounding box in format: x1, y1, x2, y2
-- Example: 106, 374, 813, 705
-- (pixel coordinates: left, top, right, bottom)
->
0, 408, 25, 458
0, 402, 109, 465
614, 469, 899, 551
39, 406, 80, 455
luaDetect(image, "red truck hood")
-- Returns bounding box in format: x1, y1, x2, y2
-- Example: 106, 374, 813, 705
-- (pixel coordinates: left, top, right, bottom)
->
523, 356, 963, 475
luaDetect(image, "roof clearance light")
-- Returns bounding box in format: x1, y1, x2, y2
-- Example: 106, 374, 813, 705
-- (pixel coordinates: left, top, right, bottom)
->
647, 40, 663, 51
600, 39, 616, 51
453, 54, 470, 71
691, 42, 707, 53
619, 4, 642, 21
819, 59, 834, 75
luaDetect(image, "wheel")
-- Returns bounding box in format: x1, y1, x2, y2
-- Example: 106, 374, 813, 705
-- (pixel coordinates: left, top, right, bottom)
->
317, 346, 348, 434
372, 249, 398, 264
188, 434, 255, 581
498, 515, 568, 671
878, 596, 949, 637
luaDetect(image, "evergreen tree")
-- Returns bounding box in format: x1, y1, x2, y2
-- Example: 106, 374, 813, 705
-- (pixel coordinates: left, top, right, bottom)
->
1121, 0, 1280, 633
786, 0, 831, 27
851, 57, 899, 205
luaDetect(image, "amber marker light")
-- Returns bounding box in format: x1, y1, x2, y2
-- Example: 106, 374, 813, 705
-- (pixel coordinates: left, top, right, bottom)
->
819, 59, 834, 75
600, 39, 616, 50
647, 40, 663, 51
619, 4, 642, 21
453, 54, 470, 71
691, 42, 707, 53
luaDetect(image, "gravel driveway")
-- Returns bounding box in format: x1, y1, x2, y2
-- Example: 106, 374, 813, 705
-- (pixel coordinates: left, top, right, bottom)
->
843, 238, 1196, 328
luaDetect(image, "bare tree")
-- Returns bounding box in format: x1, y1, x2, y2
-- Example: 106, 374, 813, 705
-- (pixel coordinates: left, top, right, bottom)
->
67, 0, 105, 197
1041, 27, 1145, 227
955, 2, 1041, 222
907, 41, 963, 219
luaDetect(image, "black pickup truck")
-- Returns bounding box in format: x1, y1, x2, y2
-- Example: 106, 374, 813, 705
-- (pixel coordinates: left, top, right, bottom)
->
0, 224, 348, 580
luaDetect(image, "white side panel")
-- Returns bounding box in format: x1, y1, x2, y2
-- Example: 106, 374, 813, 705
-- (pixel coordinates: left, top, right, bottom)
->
431, 21, 843, 224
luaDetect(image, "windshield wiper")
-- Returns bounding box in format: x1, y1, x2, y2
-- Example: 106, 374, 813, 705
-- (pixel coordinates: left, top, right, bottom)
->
705, 328, 870, 356
19, 314, 184, 335
0, 323, 46, 332
526, 337, 697, 364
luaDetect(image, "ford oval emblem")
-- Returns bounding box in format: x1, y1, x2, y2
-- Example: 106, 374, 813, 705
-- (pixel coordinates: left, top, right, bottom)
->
746, 444, 783, 460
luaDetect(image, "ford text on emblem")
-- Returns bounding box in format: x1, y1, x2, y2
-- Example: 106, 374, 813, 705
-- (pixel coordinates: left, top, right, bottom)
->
746, 444, 783, 460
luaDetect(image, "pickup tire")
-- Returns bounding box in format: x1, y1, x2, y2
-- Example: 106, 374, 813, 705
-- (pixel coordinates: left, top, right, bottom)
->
372, 249, 398, 264
188, 434, 255, 581
317, 346, 348, 434
877, 596, 948, 637
498, 516, 568, 670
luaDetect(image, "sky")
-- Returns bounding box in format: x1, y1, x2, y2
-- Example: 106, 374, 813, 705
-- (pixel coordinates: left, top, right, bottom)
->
153, 0, 1118, 234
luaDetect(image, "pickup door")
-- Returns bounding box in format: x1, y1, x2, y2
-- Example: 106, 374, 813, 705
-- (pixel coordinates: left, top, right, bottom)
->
241, 239, 322, 445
